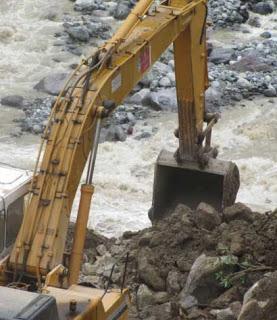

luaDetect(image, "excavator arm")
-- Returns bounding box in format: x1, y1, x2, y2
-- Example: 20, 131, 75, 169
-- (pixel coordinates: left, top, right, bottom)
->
7, 0, 208, 277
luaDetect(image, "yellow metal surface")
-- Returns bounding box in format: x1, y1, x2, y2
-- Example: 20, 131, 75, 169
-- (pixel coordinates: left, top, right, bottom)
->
69, 184, 94, 286
8, 0, 208, 276
44, 264, 68, 289
174, 2, 207, 160
45, 285, 129, 320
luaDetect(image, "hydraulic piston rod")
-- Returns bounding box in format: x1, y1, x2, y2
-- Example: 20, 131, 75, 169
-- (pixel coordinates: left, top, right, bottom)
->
69, 112, 102, 286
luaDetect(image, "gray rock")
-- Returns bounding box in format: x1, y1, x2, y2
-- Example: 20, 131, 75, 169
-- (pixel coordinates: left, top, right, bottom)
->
264, 85, 276, 97
167, 72, 176, 86
137, 284, 155, 309
74, 0, 97, 12
110, 244, 125, 256
66, 26, 90, 42
34, 73, 68, 96
179, 294, 198, 310
151, 61, 172, 78
126, 112, 136, 124
96, 244, 107, 256
216, 307, 236, 320
252, 2, 273, 15
168, 60, 175, 70
223, 203, 254, 223
166, 271, 181, 294
260, 31, 271, 39
114, 3, 130, 20
33, 124, 43, 134
86, 22, 111, 39
82, 253, 116, 276
105, 126, 127, 142
154, 292, 170, 304
194, 202, 221, 231
140, 73, 154, 87
140, 302, 172, 320
237, 77, 251, 89
159, 76, 171, 88
209, 48, 236, 65
180, 254, 238, 305
238, 300, 263, 320
114, 126, 127, 142
1, 95, 24, 108
248, 17, 261, 28
138, 248, 166, 292
135, 132, 152, 140
230, 54, 272, 72
205, 86, 223, 106
127, 89, 151, 105
243, 271, 277, 302
149, 88, 177, 111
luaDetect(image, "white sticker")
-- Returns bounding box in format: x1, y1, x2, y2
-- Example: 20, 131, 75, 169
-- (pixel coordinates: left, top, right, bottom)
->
111, 73, 122, 93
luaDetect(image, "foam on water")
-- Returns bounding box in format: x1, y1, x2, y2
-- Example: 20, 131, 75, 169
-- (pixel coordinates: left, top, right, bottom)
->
0, 0, 76, 97
72, 98, 277, 237
214, 98, 277, 212
211, 11, 277, 45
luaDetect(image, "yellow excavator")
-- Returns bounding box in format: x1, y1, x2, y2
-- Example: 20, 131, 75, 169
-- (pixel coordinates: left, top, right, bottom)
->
0, 0, 240, 319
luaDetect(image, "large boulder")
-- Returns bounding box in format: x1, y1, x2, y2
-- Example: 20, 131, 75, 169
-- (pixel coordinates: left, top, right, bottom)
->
137, 284, 169, 309
82, 253, 116, 277
179, 254, 238, 308
126, 89, 151, 105
137, 248, 166, 292
223, 203, 253, 223
205, 85, 223, 109
1, 95, 24, 108
238, 300, 263, 320
114, 3, 130, 20
139, 302, 173, 320
148, 88, 177, 111
238, 271, 277, 320
104, 126, 127, 142
66, 26, 90, 42
34, 73, 68, 96
137, 284, 155, 309
166, 270, 182, 295
149, 61, 172, 81
74, 0, 98, 12
194, 203, 222, 231
209, 48, 236, 65
229, 54, 272, 73
252, 2, 274, 15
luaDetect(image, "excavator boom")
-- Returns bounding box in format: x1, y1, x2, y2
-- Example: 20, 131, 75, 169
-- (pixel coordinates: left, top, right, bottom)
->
8, 0, 212, 277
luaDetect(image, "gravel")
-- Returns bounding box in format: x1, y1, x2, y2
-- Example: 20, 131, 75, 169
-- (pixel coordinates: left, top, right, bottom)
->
7, 0, 277, 138
73, 203, 277, 319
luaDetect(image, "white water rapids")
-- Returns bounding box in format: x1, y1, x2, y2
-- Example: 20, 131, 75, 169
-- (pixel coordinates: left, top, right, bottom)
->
0, 0, 276, 237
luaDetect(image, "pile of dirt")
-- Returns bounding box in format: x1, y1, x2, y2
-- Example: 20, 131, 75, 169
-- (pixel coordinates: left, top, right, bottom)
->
74, 202, 277, 319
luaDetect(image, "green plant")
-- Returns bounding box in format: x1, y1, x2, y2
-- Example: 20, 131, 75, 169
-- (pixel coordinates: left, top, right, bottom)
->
215, 271, 233, 288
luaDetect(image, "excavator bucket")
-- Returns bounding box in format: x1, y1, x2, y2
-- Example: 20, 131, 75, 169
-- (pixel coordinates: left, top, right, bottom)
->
150, 150, 240, 221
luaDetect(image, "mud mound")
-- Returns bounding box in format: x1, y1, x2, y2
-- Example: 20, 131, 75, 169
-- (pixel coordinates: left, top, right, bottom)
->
77, 203, 277, 319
